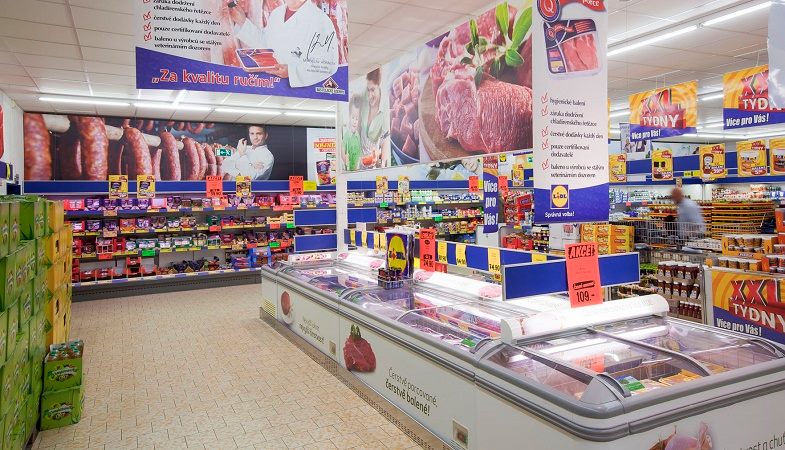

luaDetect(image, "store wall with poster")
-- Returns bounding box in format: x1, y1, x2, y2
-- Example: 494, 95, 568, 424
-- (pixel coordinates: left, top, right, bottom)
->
1, 89, 23, 184
23, 113, 327, 182
338, 2, 534, 172
134, 0, 349, 101
723, 65, 785, 129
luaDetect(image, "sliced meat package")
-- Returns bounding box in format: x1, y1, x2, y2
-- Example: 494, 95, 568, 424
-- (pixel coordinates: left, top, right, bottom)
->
543, 19, 600, 76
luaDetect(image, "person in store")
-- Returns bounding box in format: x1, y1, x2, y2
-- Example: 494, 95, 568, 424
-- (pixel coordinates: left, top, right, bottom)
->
223, 125, 275, 180
227, 0, 339, 88
342, 95, 362, 171
671, 187, 705, 239
361, 69, 390, 168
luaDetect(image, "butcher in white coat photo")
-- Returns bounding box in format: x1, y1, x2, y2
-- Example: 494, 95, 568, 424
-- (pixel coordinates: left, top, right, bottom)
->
228, 0, 339, 88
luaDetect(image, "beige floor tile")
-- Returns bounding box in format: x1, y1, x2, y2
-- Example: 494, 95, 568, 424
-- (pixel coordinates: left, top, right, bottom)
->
38, 286, 422, 450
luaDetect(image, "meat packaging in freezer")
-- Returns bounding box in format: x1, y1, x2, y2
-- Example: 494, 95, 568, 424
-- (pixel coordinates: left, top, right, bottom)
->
543, 19, 600, 77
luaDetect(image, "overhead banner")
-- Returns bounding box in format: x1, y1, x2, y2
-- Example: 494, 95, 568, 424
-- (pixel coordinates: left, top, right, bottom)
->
736, 139, 768, 177
771, 137, 785, 175
698, 144, 727, 181
651, 149, 673, 181
712, 269, 785, 345
482, 155, 499, 234
723, 65, 785, 129
134, 0, 348, 101
338, 2, 534, 171
609, 154, 626, 183
533, 0, 609, 223
628, 81, 697, 141
769, 0, 785, 109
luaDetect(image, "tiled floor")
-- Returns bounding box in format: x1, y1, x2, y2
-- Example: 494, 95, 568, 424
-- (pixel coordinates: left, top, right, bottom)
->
33, 286, 421, 450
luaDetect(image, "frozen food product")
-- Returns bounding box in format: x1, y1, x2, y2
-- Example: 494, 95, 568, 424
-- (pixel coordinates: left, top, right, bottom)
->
659, 370, 700, 386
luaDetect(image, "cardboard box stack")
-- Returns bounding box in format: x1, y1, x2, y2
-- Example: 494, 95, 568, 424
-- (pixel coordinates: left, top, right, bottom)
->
40, 340, 83, 431
0, 196, 72, 448
580, 224, 635, 255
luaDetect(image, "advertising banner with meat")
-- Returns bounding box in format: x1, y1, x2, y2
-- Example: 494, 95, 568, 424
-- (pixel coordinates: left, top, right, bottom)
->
532, 0, 609, 223
699, 143, 726, 181
736, 139, 768, 177
134, 0, 348, 101
711, 269, 785, 345
23, 113, 331, 182
277, 287, 341, 361
628, 81, 697, 141
338, 1, 535, 171
723, 65, 785, 129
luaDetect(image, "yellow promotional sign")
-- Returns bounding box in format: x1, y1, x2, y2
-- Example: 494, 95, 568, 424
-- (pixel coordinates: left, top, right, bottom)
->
699, 144, 727, 180
376, 176, 388, 194
437, 241, 448, 264
651, 149, 673, 181
629, 81, 698, 140
488, 248, 501, 275
108, 175, 128, 199
303, 180, 318, 192
736, 139, 768, 177
349, 231, 356, 246
455, 243, 467, 267
723, 65, 785, 129
770, 137, 785, 175
532, 253, 547, 262
136, 175, 155, 199
609, 154, 626, 183
236, 176, 251, 197
361, 232, 368, 248
373, 232, 381, 251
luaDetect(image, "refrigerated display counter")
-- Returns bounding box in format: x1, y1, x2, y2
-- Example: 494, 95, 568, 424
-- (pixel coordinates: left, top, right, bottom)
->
260, 254, 785, 450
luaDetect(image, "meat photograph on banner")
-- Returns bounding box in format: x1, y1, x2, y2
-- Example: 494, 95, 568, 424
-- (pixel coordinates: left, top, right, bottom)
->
134, 0, 349, 101
23, 113, 313, 181
339, 1, 534, 172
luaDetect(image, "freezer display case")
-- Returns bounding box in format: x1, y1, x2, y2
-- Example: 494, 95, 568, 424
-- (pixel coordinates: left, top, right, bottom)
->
475, 312, 785, 449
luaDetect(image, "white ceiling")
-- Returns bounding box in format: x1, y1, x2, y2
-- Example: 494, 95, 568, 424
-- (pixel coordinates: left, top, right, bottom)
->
0, 0, 773, 137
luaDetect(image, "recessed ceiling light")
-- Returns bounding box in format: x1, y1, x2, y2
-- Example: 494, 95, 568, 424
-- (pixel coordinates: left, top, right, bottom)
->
283, 111, 335, 118
214, 108, 281, 115
39, 96, 130, 107
608, 26, 698, 57
134, 102, 211, 112
702, 1, 771, 26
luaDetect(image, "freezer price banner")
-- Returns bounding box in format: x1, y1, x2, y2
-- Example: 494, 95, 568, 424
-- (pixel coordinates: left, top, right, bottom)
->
533, 0, 609, 223
723, 65, 785, 129
483, 155, 499, 234
712, 270, 785, 345
134, 0, 349, 101
628, 81, 697, 141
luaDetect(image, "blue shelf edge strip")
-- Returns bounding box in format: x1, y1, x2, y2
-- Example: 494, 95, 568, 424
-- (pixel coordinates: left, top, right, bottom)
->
502, 253, 641, 300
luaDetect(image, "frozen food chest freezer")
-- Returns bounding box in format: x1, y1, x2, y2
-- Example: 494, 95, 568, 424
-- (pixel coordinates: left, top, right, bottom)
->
473, 315, 785, 449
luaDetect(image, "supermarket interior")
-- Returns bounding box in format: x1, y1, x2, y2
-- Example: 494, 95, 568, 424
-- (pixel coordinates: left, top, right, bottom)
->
1, 0, 785, 449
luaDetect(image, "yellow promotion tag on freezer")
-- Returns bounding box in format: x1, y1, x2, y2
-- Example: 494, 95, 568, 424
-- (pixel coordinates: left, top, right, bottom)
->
437, 241, 448, 264
532, 253, 547, 263
361, 232, 368, 248
488, 248, 501, 275
380, 234, 387, 250
373, 232, 380, 251
350, 231, 356, 246
456, 243, 467, 267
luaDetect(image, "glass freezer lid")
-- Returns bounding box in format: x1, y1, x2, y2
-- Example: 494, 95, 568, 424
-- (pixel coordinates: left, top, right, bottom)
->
343, 286, 465, 320
280, 264, 377, 295
594, 316, 784, 374
525, 330, 709, 395
402, 301, 535, 339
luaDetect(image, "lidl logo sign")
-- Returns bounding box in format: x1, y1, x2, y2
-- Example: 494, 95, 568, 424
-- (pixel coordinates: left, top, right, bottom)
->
551, 185, 569, 209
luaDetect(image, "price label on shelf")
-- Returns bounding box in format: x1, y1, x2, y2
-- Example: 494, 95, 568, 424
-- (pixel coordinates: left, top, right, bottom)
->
498, 176, 509, 195
468, 176, 479, 193
373, 232, 381, 251
206, 176, 223, 198
455, 243, 467, 267
303, 180, 318, 191
361, 232, 368, 248
419, 228, 436, 272
488, 248, 501, 275
565, 242, 603, 308
532, 252, 547, 263
289, 176, 304, 196
437, 241, 448, 264
350, 231, 356, 246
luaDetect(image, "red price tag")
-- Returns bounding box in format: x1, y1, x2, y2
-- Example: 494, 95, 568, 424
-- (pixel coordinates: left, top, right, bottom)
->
565, 242, 603, 308
289, 176, 304, 196
206, 176, 223, 198
498, 176, 508, 195
468, 176, 479, 193
419, 228, 437, 272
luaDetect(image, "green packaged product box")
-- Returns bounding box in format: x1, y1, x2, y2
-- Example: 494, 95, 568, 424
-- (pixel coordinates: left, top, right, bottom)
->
40, 385, 83, 430
0, 202, 9, 259
44, 343, 83, 392
18, 199, 44, 240
0, 253, 16, 310
11, 401, 26, 449
6, 302, 18, 352
19, 282, 32, 327
35, 239, 49, 276
0, 309, 6, 365
25, 394, 36, 442
8, 202, 19, 253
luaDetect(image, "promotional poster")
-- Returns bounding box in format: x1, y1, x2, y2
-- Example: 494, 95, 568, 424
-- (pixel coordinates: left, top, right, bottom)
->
306, 128, 336, 184
338, 2, 534, 171
619, 122, 651, 161
723, 65, 785, 129
134, 0, 349, 101
628, 81, 698, 141
771, 137, 785, 175
736, 139, 768, 177
699, 144, 726, 181
712, 269, 785, 345
609, 154, 626, 183
651, 149, 673, 181
482, 155, 499, 234
533, 0, 608, 224
22, 113, 324, 181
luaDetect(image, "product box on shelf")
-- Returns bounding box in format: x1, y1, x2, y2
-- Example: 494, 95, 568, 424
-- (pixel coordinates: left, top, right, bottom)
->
48, 200, 65, 234
8, 201, 19, 253
0, 253, 15, 310
43, 345, 82, 392
18, 197, 46, 240
0, 201, 9, 259
721, 234, 775, 256
6, 302, 18, 355
39, 384, 83, 430
18, 282, 31, 329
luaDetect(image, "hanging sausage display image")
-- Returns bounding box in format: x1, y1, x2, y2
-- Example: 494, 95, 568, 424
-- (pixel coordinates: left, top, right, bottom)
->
23, 113, 317, 181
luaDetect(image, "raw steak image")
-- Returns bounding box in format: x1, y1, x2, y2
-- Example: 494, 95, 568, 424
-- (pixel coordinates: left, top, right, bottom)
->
562, 34, 599, 72
343, 325, 376, 372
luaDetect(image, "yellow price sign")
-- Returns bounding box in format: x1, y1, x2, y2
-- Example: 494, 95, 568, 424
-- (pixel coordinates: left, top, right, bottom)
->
361, 232, 368, 248
350, 231, 356, 246
488, 248, 501, 275
532, 253, 547, 263
373, 232, 381, 251
380, 234, 387, 250
456, 243, 467, 267
437, 241, 448, 264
